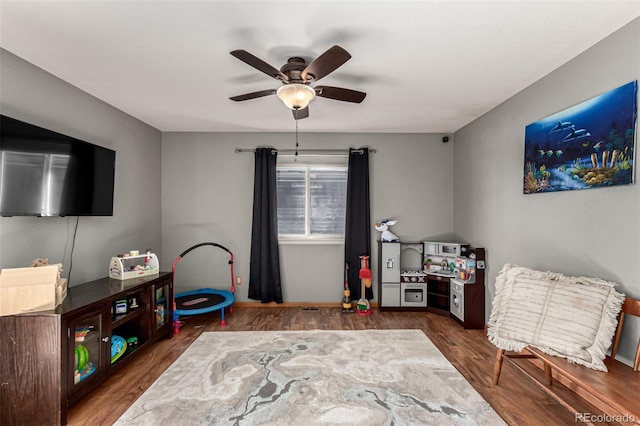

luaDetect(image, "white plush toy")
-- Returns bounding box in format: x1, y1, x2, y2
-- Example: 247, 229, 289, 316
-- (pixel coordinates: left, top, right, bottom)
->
375, 219, 399, 242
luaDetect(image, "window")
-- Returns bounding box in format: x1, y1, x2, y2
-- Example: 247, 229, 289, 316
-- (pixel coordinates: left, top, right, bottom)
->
276, 164, 348, 240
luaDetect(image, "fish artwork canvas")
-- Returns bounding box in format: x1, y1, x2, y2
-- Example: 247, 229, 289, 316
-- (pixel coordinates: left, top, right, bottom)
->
523, 80, 637, 194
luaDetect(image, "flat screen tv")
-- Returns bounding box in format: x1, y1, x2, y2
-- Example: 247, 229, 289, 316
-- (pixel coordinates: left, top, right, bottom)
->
0, 115, 115, 216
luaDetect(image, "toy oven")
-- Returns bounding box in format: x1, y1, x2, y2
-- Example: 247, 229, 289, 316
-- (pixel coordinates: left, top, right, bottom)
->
401, 282, 427, 307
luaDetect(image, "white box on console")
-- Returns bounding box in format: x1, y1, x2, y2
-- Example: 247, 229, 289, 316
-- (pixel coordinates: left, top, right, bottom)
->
109, 253, 159, 280
0, 264, 66, 315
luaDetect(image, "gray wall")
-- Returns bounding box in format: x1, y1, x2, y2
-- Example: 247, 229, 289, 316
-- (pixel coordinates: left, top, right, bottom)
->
0, 49, 163, 286
161, 132, 454, 302
453, 19, 640, 365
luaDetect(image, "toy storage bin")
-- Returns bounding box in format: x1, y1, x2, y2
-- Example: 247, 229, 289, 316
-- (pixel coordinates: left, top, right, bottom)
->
109, 253, 159, 280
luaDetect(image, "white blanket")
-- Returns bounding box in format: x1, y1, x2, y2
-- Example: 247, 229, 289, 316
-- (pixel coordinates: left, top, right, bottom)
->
488, 264, 625, 371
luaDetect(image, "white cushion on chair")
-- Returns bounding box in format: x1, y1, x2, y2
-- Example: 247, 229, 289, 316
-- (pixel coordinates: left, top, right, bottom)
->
488, 264, 625, 371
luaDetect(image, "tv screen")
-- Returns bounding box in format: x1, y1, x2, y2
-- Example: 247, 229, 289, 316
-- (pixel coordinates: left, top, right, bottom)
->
0, 115, 115, 216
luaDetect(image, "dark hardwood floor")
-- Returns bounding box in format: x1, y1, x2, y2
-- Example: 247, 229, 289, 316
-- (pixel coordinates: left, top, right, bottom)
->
68, 305, 615, 425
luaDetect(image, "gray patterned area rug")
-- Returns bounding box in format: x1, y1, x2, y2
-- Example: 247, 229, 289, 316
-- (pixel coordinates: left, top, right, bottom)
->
115, 329, 505, 425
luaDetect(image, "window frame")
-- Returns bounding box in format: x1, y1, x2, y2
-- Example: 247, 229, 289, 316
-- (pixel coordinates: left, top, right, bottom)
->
276, 160, 348, 245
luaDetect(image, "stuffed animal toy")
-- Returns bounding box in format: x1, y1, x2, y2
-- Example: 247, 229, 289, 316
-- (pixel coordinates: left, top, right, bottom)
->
375, 220, 399, 242
31, 258, 50, 267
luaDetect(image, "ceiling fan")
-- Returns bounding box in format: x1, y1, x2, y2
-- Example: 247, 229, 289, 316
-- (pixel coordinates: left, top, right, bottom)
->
229, 45, 366, 120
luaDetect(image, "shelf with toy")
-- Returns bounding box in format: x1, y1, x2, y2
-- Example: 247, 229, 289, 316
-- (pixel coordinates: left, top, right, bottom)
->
110, 289, 145, 327
72, 316, 102, 387
110, 328, 142, 365
111, 307, 144, 329
111, 318, 146, 366
74, 325, 94, 342
74, 361, 96, 384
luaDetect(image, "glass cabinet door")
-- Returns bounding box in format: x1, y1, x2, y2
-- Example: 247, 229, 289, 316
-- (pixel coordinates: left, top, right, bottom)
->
68, 311, 105, 393
153, 282, 170, 330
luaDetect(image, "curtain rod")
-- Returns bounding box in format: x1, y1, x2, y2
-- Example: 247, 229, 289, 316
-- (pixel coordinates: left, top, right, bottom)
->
234, 148, 376, 156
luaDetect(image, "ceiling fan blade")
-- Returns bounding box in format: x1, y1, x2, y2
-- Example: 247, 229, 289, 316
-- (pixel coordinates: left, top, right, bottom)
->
230, 50, 288, 82
230, 89, 277, 102
301, 45, 351, 82
292, 107, 309, 120
315, 86, 366, 103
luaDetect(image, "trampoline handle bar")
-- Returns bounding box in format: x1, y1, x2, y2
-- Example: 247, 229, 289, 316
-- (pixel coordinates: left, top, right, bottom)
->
179, 242, 232, 258
171, 243, 236, 296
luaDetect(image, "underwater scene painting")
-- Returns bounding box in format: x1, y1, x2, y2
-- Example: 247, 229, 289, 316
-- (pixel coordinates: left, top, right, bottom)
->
524, 80, 637, 194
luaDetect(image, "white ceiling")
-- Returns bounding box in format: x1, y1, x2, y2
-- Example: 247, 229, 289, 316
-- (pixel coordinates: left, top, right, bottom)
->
1, 1, 638, 133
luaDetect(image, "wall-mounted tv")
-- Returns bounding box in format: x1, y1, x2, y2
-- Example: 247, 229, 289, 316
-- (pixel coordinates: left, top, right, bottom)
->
0, 115, 115, 217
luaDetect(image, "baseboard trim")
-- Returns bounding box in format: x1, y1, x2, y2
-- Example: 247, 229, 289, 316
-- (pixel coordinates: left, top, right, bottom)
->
233, 301, 379, 308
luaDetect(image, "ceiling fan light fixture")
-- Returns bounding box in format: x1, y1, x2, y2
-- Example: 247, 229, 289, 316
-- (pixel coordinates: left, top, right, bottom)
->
276, 84, 316, 110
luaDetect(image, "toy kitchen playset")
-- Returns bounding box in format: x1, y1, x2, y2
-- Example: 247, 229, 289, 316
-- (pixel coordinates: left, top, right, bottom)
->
377, 240, 486, 329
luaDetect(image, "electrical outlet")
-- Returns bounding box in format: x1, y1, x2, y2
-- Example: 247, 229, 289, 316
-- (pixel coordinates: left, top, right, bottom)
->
235, 276, 242, 285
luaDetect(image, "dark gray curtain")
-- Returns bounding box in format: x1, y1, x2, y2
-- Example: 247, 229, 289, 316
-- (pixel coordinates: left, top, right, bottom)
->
248, 148, 283, 303
344, 148, 372, 300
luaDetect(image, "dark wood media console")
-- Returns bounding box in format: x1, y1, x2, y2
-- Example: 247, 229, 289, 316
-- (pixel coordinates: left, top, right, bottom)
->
0, 273, 173, 425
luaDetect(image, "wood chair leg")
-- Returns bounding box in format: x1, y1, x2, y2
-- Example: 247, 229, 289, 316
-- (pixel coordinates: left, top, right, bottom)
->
493, 348, 505, 385
543, 363, 553, 386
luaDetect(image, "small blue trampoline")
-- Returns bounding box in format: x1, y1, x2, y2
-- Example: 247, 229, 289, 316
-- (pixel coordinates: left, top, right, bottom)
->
172, 243, 235, 327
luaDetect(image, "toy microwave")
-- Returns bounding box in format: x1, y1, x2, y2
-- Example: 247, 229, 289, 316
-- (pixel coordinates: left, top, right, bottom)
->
109, 252, 159, 280
423, 241, 469, 258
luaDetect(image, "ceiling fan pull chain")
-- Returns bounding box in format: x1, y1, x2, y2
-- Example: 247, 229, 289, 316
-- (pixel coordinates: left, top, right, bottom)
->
295, 119, 299, 161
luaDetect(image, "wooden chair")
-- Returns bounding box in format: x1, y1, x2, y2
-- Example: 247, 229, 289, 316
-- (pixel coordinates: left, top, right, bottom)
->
491, 297, 640, 421
610, 296, 640, 371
